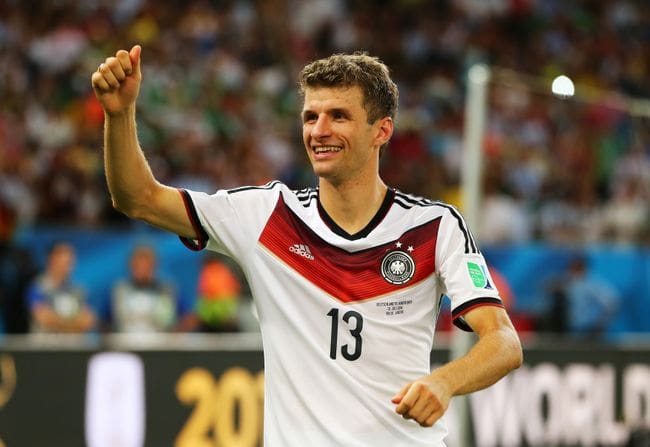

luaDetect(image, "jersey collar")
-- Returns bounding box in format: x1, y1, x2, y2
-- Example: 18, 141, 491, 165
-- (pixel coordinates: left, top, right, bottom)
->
317, 188, 395, 240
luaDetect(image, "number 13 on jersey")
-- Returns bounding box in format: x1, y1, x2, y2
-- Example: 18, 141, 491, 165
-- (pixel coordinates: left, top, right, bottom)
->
327, 308, 363, 361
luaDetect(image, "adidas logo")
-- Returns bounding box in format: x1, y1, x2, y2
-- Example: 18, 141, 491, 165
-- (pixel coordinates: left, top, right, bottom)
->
289, 244, 314, 260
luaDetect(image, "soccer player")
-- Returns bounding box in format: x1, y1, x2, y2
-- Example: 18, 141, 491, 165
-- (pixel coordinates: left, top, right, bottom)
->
92, 45, 522, 446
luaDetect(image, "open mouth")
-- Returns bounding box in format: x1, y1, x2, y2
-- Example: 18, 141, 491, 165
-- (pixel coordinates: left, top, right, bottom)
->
313, 146, 342, 154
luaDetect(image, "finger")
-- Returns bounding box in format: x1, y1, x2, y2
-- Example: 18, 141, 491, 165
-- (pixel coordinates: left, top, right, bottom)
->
423, 408, 444, 427
115, 49, 132, 75
414, 400, 439, 426
129, 44, 141, 77
391, 383, 411, 404
395, 385, 420, 416
105, 56, 127, 82
91, 71, 110, 91
98, 63, 121, 88
407, 392, 431, 421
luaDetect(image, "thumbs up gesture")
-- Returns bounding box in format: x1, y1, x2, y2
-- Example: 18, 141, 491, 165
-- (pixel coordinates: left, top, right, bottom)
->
91, 45, 142, 116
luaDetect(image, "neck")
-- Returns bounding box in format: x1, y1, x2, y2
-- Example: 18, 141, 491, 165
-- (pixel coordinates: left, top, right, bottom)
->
318, 176, 388, 235
46, 272, 67, 288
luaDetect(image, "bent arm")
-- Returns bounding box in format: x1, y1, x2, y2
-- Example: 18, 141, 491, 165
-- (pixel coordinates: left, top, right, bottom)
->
393, 306, 522, 427
104, 108, 195, 239
93, 45, 197, 239
429, 306, 522, 396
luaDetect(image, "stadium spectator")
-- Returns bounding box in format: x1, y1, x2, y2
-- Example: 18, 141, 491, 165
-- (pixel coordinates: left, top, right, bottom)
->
26, 242, 96, 333
540, 254, 620, 338
564, 256, 620, 337
194, 253, 244, 332
597, 177, 649, 244
111, 244, 195, 333
479, 164, 532, 244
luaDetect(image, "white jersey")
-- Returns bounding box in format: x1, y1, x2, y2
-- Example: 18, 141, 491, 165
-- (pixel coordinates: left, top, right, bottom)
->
179, 181, 503, 447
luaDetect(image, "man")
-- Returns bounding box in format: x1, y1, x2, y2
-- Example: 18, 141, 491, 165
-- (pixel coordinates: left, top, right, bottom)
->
92, 45, 522, 446
27, 242, 96, 333
543, 255, 619, 338
111, 244, 180, 333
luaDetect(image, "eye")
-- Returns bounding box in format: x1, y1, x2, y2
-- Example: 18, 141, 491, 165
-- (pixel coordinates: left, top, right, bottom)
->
332, 110, 347, 121
303, 112, 317, 123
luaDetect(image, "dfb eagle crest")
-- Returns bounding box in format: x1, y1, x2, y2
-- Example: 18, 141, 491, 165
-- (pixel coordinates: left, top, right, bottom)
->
380, 250, 415, 285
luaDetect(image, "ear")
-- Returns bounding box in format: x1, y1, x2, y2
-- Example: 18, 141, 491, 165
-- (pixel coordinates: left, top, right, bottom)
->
373, 117, 394, 149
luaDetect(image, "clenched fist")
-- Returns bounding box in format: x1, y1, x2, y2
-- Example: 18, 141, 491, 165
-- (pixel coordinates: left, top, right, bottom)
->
91, 45, 142, 116
392, 378, 450, 427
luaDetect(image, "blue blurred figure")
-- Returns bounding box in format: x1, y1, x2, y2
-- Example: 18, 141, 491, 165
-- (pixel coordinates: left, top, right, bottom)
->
27, 242, 96, 333
543, 255, 620, 338
565, 256, 619, 337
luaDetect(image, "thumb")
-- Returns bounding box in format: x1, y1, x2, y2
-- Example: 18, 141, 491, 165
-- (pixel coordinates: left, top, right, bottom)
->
129, 44, 142, 77
391, 382, 411, 404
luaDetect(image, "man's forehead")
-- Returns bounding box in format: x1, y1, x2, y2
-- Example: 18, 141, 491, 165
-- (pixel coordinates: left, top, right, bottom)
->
302, 85, 364, 110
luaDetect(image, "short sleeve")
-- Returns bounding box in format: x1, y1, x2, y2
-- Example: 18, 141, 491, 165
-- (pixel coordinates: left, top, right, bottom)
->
435, 207, 503, 331
177, 182, 284, 264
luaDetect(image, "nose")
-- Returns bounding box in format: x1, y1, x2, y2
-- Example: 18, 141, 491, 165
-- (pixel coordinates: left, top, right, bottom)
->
311, 114, 332, 139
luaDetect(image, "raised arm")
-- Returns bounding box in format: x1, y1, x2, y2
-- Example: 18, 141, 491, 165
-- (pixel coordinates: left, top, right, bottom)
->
91, 45, 196, 239
392, 306, 522, 427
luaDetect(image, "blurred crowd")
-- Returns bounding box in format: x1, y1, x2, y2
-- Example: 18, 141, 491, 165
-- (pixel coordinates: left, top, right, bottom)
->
0, 0, 649, 245
2, 238, 250, 335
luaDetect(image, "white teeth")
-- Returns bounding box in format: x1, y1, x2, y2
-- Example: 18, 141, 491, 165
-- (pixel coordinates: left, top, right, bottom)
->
314, 146, 342, 153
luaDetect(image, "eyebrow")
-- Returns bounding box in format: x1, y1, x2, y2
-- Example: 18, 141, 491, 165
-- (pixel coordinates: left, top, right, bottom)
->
329, 108, 350, 117
301, 107, 351, 120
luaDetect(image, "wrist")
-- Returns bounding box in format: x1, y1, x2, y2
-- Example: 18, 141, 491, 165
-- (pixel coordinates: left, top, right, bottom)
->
104, 105, 136, 120
427, 368, 458, 398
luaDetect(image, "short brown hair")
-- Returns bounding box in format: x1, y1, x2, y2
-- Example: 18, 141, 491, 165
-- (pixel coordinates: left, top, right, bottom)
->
299, 52, 399, 124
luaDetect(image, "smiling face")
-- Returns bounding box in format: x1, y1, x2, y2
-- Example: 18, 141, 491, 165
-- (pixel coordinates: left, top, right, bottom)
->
302, 85, 393, 186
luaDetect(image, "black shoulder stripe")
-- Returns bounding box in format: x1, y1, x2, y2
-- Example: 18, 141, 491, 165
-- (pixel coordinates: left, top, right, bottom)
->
393, 191, 477, 254
394, 196, 413, 209
295, 187, 317, 197
295, 187, 318, 207
227, 180, 280, 195
435, 203, 478, 254
300, 196, 318, 207
394, 197, 433, 209
394, 191, 436, 207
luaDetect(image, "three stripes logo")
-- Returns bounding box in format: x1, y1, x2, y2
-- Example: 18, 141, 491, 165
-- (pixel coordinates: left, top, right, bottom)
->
289, 244, 314, 260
